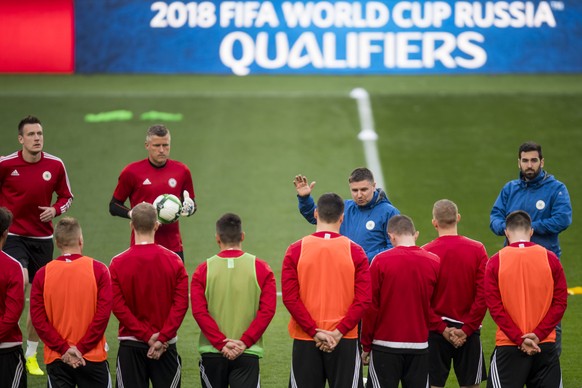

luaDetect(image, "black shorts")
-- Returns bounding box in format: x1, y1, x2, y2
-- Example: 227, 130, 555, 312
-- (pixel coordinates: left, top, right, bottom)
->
0, 345, 26, 388
289, 338, 364, 388
487, 343, 561, 388
199, 353, 259, 388
429, 330, 487, 386
4, 235, 53, 284
46, 359, 111, 388
116, 340, 181, 388
367, 346, 429, 388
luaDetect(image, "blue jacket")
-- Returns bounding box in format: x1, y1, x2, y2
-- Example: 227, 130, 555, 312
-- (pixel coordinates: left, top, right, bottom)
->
490, 170, 572, 257
298, 189, 400, 261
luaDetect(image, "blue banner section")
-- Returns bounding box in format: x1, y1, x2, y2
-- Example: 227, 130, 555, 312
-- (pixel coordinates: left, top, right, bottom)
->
75, 0, 582, 75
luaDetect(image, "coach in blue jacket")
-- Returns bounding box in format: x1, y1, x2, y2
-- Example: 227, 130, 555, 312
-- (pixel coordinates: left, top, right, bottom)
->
294, 167, 400, 261
490, 141, 572, 258
490, 141, 571, 356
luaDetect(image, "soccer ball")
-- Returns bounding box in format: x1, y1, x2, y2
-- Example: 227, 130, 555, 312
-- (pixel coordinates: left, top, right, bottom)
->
153, 194, 182, 224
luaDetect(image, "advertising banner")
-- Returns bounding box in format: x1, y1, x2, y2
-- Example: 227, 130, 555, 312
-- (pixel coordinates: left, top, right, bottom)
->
75, 0, 582, 75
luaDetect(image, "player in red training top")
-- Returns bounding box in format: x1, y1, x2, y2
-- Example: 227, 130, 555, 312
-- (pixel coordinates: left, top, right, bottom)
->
109, 202, 189, 388
282, 192, 371, 388
0, 115, 73, 376
109, 124, 196, 261
361, 215, 440, 388
422, 200, 488, 388
191, 213, 276, 387
485, 210, 567, 388
0, 207, 27, 388
30, 217, 112, 387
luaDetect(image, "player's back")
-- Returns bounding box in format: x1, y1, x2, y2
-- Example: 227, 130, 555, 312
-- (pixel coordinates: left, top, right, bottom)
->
423, 235, 487, 321
370, 246, 439, 343
110, 243, 187, 333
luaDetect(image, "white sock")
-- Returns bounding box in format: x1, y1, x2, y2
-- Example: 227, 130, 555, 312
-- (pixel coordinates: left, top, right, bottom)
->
25, 341, 38, 358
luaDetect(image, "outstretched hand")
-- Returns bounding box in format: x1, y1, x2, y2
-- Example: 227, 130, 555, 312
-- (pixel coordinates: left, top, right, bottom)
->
293, 175, 316, 197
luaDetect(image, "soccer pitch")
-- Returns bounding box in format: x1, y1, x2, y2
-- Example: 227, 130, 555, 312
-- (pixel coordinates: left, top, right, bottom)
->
1, 74, 581, 387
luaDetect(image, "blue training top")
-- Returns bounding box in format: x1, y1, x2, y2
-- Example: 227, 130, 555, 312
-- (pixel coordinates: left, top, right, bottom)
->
490, 169, 572, 258
298, 188, 400, 261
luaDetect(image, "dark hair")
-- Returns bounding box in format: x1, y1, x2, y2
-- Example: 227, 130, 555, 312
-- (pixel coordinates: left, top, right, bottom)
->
131, 203, 158, 233
505, 210, 532, 232
519, 141, 542, 159
216, 213, 243, 244
18, 115, 41, 136
146, 124, 170, 141
55, 217, 82, 248
432, 199, 458, 227
348, 167, 374, 184
316, 193, 344, 223
0, 207, 13, 235
387, 215, 416, 236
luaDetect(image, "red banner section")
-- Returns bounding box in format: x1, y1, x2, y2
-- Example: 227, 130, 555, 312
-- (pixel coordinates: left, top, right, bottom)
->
0, 0, 74, 73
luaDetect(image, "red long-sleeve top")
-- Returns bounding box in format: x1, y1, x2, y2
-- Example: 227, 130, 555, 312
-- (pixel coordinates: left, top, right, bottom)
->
0, 251, 25, 346
191, 249, 277, 351
361, 246, 440, 352
0, 151, 73, 238
109, 243, 189, 343
423, 235, 488, 336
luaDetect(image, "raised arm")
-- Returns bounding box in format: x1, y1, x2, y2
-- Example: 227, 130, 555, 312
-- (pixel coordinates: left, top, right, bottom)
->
294, 175, 317, 224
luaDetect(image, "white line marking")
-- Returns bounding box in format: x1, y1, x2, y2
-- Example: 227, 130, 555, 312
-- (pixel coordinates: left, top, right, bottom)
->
350, 88, 386, 191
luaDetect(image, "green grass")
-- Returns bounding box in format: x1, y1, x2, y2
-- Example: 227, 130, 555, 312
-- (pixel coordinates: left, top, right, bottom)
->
2, 74, 581, 387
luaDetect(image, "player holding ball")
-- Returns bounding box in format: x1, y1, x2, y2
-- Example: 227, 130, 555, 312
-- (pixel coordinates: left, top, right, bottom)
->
109, 124, 196, 261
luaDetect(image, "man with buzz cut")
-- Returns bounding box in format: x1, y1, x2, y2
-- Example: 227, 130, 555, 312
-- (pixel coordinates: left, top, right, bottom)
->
110, 202, 189, 388
191, 213, 277, 387
109, 124, 196, 261
485, 210, 567, 388
0, 115, 74, 376
423, 200, 488, 388
0, 207, 27, 388
30, 217, 112, 387
282, 192, 371, 388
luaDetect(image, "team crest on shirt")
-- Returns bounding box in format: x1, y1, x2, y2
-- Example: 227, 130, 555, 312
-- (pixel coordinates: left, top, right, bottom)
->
536, 200, 546, 210
366, 220, 375, 230
43, 171, 52, 181
168, 178, 177, 188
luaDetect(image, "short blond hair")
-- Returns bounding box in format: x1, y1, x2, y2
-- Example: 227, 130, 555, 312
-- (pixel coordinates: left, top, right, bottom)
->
55, 217, 82, 248
432, 199, 458, 227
